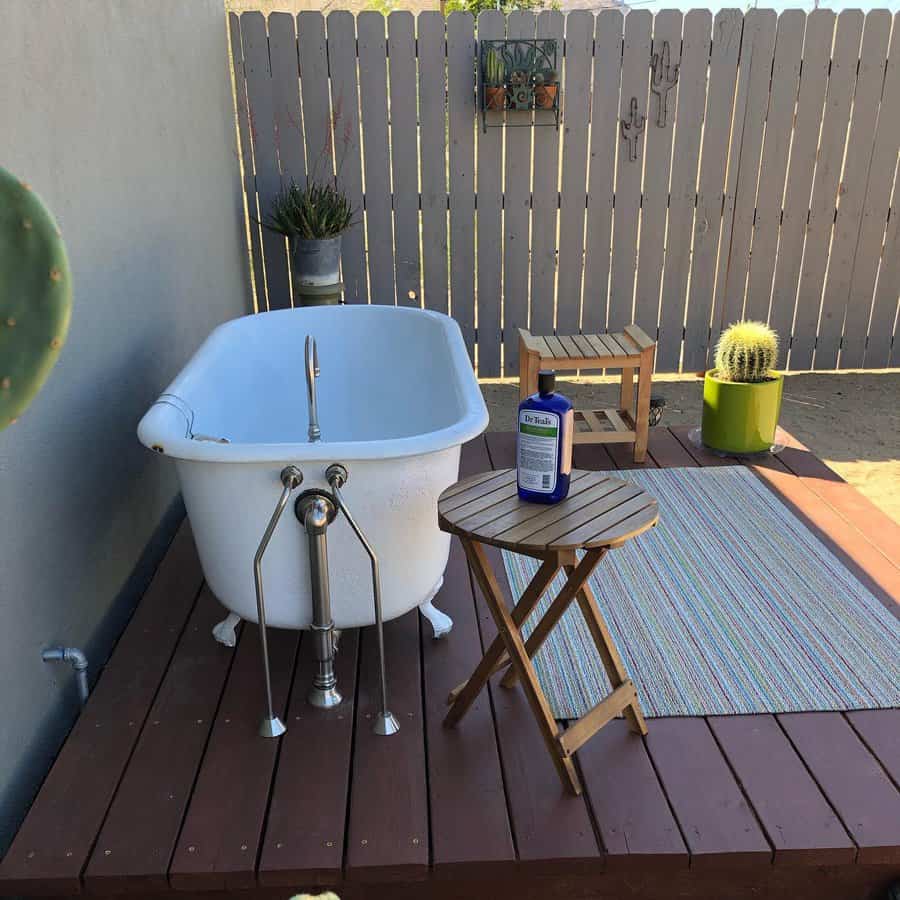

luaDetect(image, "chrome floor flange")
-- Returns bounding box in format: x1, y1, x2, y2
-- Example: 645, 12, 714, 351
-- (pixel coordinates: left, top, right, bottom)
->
254, 465, 304, 738
327, 464, 400, 737
296, 491, 342, 709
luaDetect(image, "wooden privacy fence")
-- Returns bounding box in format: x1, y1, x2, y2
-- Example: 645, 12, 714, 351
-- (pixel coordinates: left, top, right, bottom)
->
229, 8, 900, 375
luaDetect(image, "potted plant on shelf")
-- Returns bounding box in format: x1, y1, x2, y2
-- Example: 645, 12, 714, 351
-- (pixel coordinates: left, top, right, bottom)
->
534, 69, 558, 109
483, 48, 507, 111
264, 179, 353, 306
701, 321, 783, 454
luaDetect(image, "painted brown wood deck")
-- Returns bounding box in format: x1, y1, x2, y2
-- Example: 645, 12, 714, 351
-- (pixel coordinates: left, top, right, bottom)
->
1, 426, 898, 900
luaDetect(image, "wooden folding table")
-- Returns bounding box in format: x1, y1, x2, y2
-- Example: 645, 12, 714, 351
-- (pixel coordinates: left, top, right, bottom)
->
438, 468, 658, 794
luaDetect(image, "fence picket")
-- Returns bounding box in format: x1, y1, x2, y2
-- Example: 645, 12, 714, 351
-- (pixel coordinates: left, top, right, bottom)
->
609, 10, 652, 332
326, 11, 368, 303
656, 9, 710, 370
871, 163, 900, 367
388, 13, 421, 308
816, 10, 891, 368
682, 9, 743, 372
842, 13, 900, 367
768, 9, 833, 365
502, 11, 537, 375
715, 9, 777, 343
358, 13, 396, 305
229, 13, 266, 312
744, 10, 804, 324
556, 10, 595, 335
633, 10, 682, 341
581, 9, 623, 336
474, 11, 504, 374
269, 13, 306, 187
243, 12, 292, 310
529, 10, 565, 336
447, 12, 476, 355
790, 10, 863, 370
417, 12, 449, 315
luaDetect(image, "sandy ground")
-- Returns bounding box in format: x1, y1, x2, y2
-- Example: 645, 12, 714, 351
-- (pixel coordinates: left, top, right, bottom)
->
480, 370, 900, 523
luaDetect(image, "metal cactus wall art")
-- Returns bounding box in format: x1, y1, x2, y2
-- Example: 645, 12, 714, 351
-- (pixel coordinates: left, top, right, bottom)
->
0, 167, 72, 430
620, 97, 646, 162
650, 42, 679, 128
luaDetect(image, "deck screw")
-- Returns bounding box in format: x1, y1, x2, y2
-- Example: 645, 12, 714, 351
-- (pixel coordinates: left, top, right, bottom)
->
26, 851, 34, 859
276, 842, 283, 849
65, 851, 73, 858
361, 839, 368, 846
412, 837, 420, 845
325, 841, 333, 848
240, 844, 248, 852
104, 850, 111, 856
188, 846, 196, 853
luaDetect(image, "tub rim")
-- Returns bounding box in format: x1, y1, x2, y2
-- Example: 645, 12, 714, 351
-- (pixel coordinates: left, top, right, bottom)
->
137, 306, 489, 463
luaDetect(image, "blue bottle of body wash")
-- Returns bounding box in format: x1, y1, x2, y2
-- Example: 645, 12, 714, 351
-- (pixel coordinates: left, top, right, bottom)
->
517, 370, 574, 504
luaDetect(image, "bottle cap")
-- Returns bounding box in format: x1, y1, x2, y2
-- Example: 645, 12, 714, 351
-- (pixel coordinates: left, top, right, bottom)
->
537, 370, 556, 396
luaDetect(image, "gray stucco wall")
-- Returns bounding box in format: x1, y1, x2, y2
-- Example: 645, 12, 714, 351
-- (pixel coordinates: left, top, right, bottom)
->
0, 0, 249, 849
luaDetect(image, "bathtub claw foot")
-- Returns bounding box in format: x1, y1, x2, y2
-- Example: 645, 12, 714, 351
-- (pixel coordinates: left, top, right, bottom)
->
212, 612, 241, 648
419, 592, 452, 640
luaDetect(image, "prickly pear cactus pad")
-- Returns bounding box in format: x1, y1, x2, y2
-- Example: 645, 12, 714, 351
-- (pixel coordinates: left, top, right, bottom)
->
0, 167, 72, 430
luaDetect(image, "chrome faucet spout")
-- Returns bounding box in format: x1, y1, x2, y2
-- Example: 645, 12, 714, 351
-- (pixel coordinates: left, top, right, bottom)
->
305, 335, 321, 442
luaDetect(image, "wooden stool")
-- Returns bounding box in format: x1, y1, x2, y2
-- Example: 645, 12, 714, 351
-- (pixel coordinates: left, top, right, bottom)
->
439, 468, 658, 795
518, 326, 656, 462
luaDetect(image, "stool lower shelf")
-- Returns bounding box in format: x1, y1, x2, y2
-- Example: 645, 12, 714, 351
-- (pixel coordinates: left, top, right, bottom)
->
574, 408, 637, 445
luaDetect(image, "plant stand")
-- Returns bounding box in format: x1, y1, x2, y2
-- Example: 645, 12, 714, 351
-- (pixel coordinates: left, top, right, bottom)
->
438, 468, 658, 794
519, 325, 657, 463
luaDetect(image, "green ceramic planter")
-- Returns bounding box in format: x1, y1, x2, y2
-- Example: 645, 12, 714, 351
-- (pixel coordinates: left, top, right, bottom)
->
701, 370, 783, 454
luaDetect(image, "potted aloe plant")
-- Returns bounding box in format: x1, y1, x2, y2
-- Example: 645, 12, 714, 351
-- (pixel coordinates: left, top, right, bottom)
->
265, 179, 353, 305
701, 321, 783, 454
483, 47, 506, 111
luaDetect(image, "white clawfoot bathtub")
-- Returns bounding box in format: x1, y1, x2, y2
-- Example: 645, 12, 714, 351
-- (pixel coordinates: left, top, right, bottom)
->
138, 305, 488, 635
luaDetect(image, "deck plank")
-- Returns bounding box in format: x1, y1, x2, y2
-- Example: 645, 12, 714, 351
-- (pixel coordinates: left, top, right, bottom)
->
344, 611, 429, 882
708, 715, 856, 865
778, 712, 900, 864
421, 536, 516, 877
846, 709, 900, 787
577, 719, 688, 870
644, 718, 773, 867
168, 625, 299, 891
0, 524, 202, 898
83, 588, 237, 894
257, 630, 359, 887
775, 436, 900, 566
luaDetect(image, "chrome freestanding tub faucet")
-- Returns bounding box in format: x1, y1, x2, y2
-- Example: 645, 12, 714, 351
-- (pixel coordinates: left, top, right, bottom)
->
305, 335, 321, 442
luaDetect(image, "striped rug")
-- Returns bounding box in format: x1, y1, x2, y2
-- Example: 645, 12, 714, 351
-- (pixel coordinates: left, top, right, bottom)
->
501, 466, 900, 719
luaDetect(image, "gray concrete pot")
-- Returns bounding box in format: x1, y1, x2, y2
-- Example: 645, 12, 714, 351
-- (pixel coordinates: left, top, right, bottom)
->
292, 235, 341, 285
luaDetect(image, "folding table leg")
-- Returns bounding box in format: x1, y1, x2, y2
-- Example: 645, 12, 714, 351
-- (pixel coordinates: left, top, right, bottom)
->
500, 549, 606, 689
575, 578, 648, 735
444, 554, 560, 722
459, 539, 582, 794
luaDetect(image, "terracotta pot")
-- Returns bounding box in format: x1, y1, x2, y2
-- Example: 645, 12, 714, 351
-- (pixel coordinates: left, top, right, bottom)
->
534, 84, 558, 110
484, 86, 506, 111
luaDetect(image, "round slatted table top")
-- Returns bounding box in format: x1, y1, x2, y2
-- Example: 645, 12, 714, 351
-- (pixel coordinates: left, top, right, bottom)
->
438, 468, 659, 554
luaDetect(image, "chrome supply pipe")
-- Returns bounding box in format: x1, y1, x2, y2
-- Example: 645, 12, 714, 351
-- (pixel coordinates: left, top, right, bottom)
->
255, 465, 304, 738
326, 464, 399, 737
305, 335, 321, 443
298, 493, 342, 709
42, 647, 90, 706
